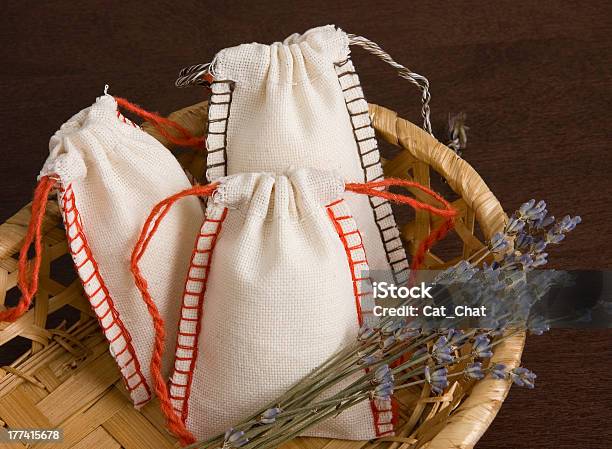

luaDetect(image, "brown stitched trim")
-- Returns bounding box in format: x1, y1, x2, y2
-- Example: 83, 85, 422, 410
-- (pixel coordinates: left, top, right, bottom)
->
346, 96, 365, 105
205, 80, 235, 180
334, 56, 407, 286
336, 70, 358, 78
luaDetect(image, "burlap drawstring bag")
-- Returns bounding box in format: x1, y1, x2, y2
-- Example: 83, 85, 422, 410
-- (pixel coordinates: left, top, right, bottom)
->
132, 168, 456, 444
176, 25, 436, 287
2, 94, 204, 407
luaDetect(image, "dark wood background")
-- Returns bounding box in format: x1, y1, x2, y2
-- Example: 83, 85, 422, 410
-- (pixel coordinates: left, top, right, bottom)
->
1, 1, 610, 448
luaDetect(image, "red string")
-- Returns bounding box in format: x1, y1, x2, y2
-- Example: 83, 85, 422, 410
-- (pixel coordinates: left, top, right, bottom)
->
130, 183, 218, 446
346, 178, 458, 284
114, 97, 205, 149
0, 176, 56, 322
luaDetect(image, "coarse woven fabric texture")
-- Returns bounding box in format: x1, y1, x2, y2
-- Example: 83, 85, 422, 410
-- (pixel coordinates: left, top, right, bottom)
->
170, 168, 385, 440
40, 95, 204, 406
205, 25, 408, 287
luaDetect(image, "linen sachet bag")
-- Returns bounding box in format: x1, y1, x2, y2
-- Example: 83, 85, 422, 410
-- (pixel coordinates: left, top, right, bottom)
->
2, 94, 204, 407
177, 25, 417, 287
132, 168, 456, 443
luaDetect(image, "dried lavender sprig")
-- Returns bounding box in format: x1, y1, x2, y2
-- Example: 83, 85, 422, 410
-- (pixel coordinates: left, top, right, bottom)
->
199, 334, 438, 447
462, 200, 580, 271
189, 238, 552, 448
281, 331, 440, 411
192, 327, 527, 449
235, 361, 488, 449
447, 112, 468, 155
201, 328, 440, 447
277, 320, 417, 408
219, 324, 540, 447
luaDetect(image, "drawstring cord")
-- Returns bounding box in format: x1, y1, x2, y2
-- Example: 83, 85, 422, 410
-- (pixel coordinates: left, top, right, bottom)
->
131, 183, 218, 446
114, 97, 205, 149
347, 34, 433, 135
131, 177, 455, 445
0, 176, 57, 322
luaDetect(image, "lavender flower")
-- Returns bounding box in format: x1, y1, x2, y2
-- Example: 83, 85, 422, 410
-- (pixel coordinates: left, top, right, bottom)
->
436, 259, 477, 284
380, 335, 396, 351
519, 254, 534, 270
359, 350, 383, 366
534, 214, 555, 230
519, 199, 536, 215
374, 364, 394, 385
447, 329, 467, 348
259, 407, 282, 424
489, 232, 509, 253
447, 112, 468, 155
544, 215, 581, 244
506, 215, 526, 235
515, 232, 533, 250
519, 199, 547, 221
380, 319, 404, 335
396, 327, 421, 341
425, 366, 449, 394
490, 363, 507, 379
373, 381, 394, 400
545, 230, 565, 244
531, 239, 547, 253
358, 324, 376, 341
482, 263, 505, 290
528, 316, 551, 335
557, 215, 582, 233
224, 429, 248, 447
432, 336, 454, 364
411, 346, 429, 360
510, 367, 537, 388
532, 252, 548, 267
472, 334, 493, 358
466, 362, 485, 379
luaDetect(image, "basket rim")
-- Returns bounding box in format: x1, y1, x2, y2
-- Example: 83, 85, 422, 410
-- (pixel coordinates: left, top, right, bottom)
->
368, 104, 525, 449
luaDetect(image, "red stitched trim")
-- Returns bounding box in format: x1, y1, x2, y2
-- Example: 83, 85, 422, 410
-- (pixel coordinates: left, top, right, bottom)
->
326, 199, 393, 437
116, 108, 142, 130
327, 198, 344, 207
170, 207, 228, 423
61, 184, 151, 404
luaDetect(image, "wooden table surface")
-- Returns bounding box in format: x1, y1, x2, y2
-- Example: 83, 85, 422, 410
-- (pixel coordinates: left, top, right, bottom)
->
1, 1, 610, 448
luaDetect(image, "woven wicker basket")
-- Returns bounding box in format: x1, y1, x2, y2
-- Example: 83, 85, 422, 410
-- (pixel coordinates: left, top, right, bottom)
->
0, 102, 524, 449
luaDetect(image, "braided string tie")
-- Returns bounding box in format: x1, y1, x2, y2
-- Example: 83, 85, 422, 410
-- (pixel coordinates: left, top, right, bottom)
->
347, 33, 433, 136
114, 97, 205, 148
0, 176, 57, 322
131, 183, 218, 446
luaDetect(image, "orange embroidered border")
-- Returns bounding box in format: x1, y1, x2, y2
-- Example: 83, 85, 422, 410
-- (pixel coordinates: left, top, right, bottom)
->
327, 198, 394, 437
168, 206, 228, 422
60, 184, 151, 406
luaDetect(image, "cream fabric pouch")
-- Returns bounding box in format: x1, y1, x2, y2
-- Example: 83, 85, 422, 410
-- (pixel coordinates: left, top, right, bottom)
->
188, 25, 410, 287
37, 95, 203, 406
133, 168, 395, 442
